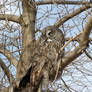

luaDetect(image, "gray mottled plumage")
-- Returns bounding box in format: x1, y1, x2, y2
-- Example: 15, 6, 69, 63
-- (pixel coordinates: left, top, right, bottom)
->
16, 26, 65, 91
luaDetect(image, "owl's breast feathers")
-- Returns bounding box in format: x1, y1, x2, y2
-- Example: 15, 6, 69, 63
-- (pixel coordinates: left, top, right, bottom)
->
30, 40, 64, 81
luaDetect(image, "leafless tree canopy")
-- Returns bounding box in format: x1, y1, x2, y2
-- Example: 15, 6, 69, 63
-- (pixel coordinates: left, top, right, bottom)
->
0, 0, 92, 92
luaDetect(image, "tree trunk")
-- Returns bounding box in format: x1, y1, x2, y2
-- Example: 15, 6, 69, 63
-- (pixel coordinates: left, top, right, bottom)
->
16, 0, 37, 91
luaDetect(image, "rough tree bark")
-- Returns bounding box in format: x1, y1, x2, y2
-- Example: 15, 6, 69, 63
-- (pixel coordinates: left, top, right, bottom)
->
16, 0, 36, 85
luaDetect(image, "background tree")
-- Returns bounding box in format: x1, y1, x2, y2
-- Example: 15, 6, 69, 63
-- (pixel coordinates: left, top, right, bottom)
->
0, 0, 92, 92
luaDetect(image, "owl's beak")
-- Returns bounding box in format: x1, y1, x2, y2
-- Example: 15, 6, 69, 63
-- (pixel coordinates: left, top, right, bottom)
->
47, 39, 52, 42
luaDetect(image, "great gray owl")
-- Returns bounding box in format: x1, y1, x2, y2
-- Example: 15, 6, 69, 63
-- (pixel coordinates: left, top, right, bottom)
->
16, 26, 65, 92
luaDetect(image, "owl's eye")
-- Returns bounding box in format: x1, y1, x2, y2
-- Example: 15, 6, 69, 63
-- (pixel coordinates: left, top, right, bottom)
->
47, 30, 54, 37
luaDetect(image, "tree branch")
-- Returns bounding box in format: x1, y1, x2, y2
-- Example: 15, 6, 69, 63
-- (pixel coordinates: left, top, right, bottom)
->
0, 44, 18, 68
65, 37, 92, 42
16, 0, 37, 88
36, 0, 91, 5
62, 15, 92, 69
54, 5, 91, 28
0, 14, 20, 24
85, 50, 92, 60
0, 58, 14, 84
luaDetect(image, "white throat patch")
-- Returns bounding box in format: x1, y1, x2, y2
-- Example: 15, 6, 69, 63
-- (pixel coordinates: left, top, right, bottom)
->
47, 39, 52, 42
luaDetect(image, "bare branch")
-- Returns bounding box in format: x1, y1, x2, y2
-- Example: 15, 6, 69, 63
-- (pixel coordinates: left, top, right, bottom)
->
85, 50, 92, 60
65, 37, 92, 42
62, 15, 92, 69
61, 77, 72, 92
80, 16, 92, 43
0, 44, 18, 68
0, 14, 20, 24
0, 58, 14, 83
54, 5, 91, 28
36, 0, 91, 5
60, 32, 82, 51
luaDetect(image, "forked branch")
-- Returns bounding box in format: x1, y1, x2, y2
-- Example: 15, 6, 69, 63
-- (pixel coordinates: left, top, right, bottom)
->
62, 15, 92, 69
0, 58, 14, 84
0, 44, 18, 68
0, 14, 20, 24
36, 0, 91, 5
54, 5, 91, 28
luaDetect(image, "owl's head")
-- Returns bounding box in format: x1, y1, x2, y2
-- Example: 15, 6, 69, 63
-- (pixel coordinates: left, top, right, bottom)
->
41, 26, 64, 42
